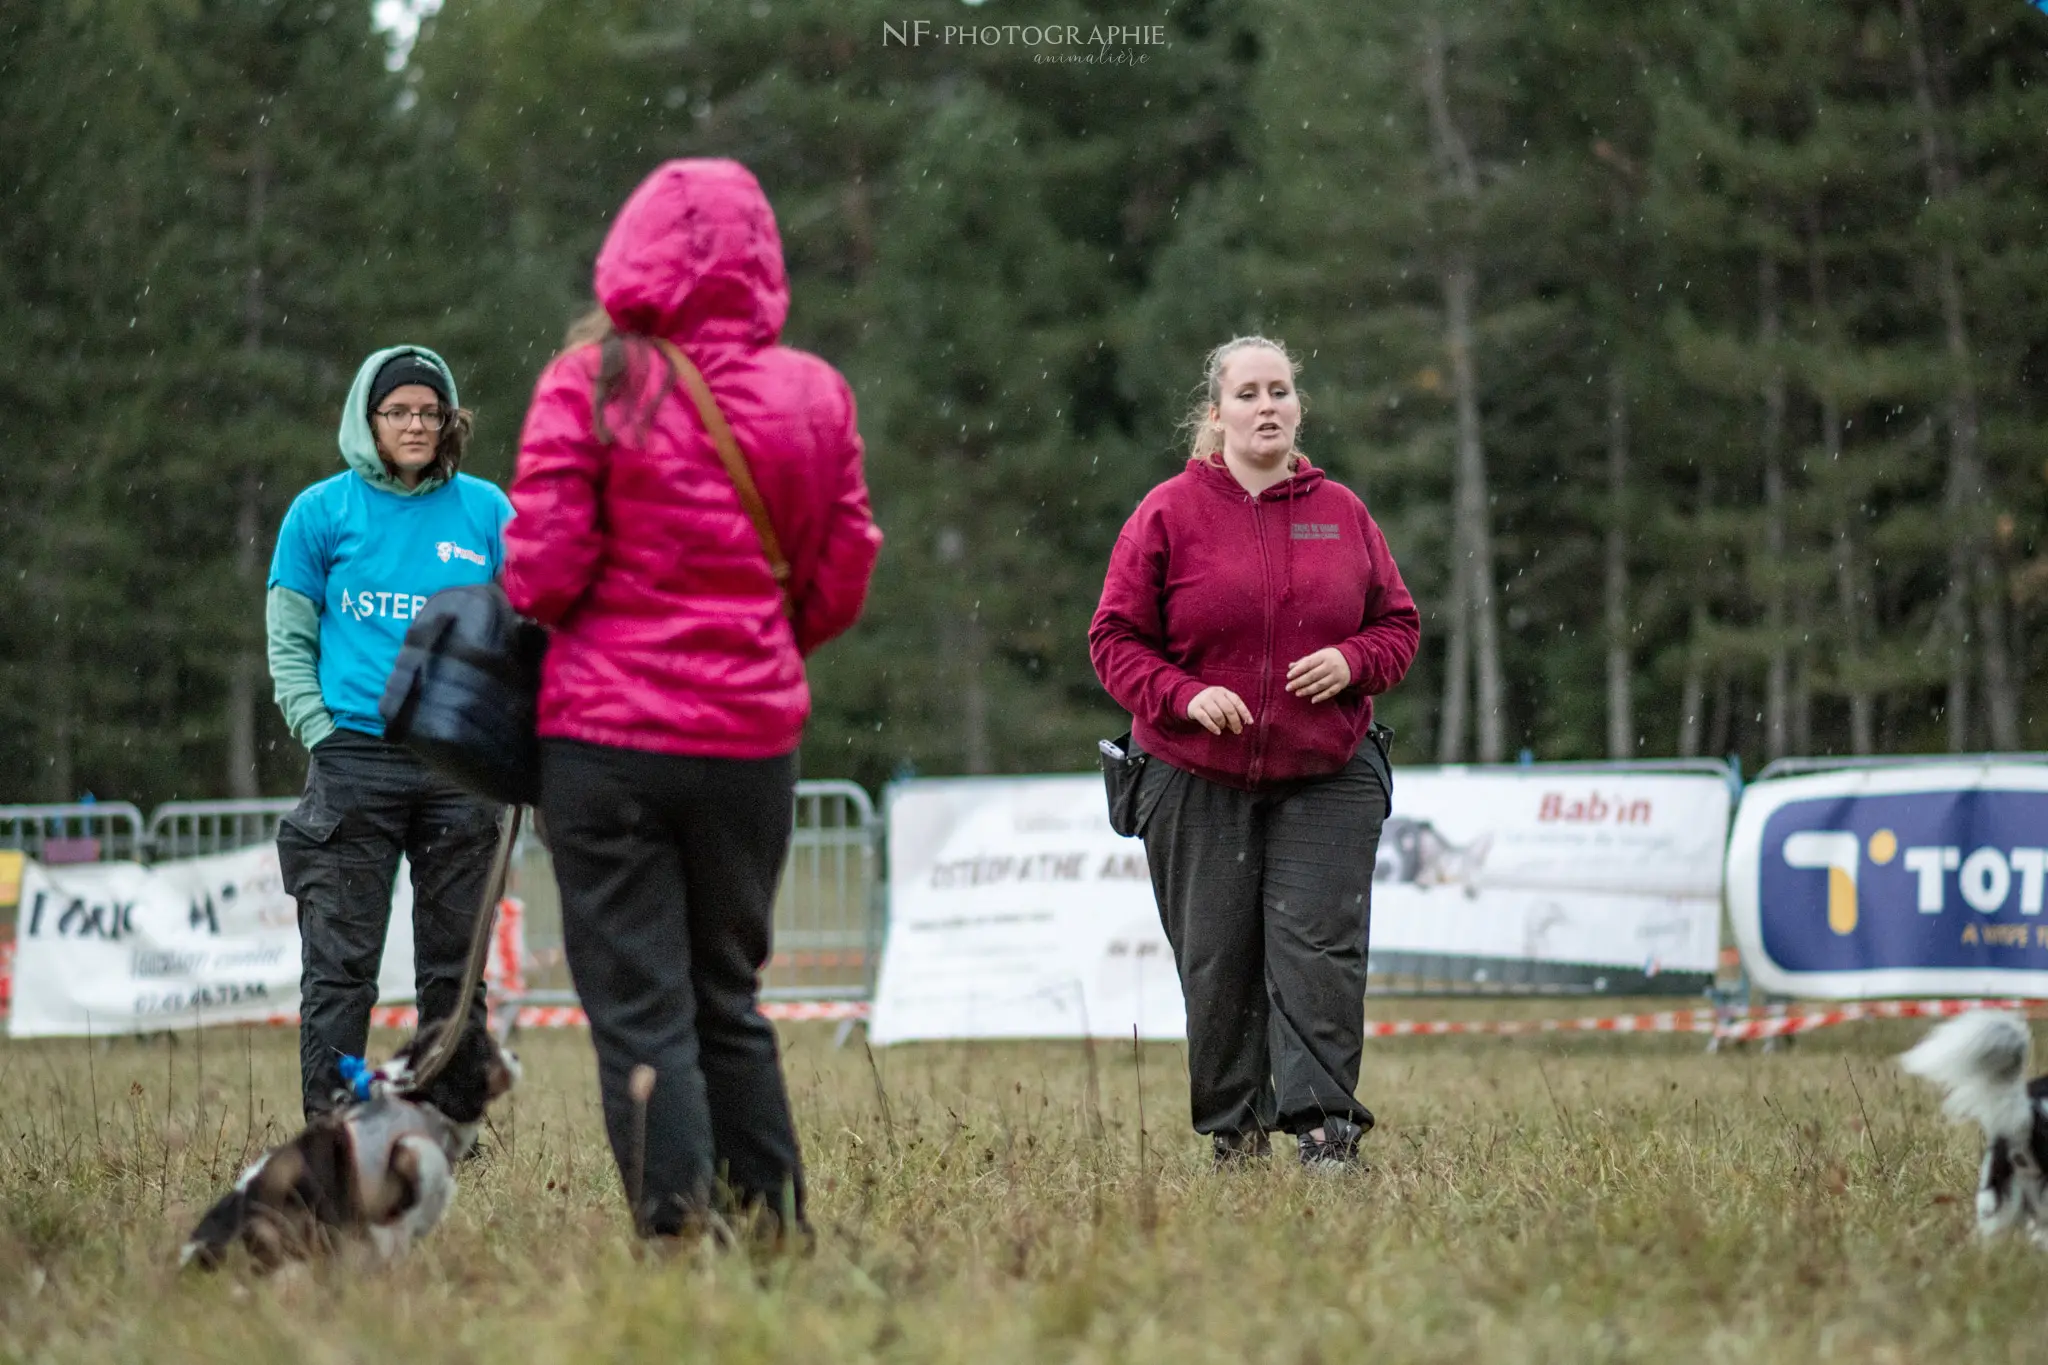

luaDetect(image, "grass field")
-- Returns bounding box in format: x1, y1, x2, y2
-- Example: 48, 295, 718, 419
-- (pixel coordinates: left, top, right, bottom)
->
0, 1006, 2037, 1364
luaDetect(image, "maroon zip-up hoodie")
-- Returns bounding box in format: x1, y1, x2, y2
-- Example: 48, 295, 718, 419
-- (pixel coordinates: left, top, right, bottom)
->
1089, 454, 1420, 791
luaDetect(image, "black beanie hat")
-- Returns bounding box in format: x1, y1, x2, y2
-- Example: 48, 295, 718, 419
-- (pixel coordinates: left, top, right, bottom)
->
368, 354, 451, 413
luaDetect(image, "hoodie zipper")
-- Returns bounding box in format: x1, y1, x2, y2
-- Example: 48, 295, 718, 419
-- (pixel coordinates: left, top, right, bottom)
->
1249, 490, 1274, 787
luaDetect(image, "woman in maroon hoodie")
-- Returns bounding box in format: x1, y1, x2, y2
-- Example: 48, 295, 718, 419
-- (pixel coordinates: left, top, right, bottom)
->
503, 160, 882, 1237
1090, 336, 1418, 1170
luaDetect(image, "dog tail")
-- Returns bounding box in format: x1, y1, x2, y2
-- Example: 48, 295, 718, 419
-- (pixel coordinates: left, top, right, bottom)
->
179, 1188, 250, 1271
1900, 1009, 2035, 1140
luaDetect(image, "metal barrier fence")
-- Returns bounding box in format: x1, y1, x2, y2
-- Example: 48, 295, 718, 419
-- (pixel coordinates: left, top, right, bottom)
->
147, 799, 297, 860
0, 802, 148, 862
1754, 752, 2048, 781
773, 781, 881, 1000
1, 783, 884, 1005
507, 781, 881, 1003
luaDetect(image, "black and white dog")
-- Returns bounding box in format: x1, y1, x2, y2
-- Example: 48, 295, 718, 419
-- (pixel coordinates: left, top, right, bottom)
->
1900, 1010, 2048, 1244
181, 1020, 520, 1270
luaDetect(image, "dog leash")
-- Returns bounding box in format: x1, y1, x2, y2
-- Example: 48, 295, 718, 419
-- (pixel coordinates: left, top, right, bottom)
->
405, 803, 524, 1090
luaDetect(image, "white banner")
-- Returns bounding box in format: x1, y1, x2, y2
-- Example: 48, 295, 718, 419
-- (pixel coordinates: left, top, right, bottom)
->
869, 776, 1183, 1045
1371, 767, 1730, 975
9, 844, 421, 1038
868, 765, 1731, 1044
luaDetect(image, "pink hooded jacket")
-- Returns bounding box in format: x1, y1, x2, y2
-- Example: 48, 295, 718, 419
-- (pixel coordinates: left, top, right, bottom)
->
503, 160, 883, 759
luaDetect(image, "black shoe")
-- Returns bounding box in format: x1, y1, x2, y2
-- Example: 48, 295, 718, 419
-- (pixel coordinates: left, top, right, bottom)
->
1296, 1115, 1369, 1170
1211, 1129, 1272, 1169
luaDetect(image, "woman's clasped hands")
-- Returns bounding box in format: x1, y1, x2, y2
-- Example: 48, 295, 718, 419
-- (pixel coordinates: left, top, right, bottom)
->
1185, 648, 1351, 735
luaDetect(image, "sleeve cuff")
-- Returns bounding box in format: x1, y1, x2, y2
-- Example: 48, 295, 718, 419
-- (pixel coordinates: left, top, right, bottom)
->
1337, 640, 1371, 692
1167, 677, 1207, 724
298, 711, 337, 751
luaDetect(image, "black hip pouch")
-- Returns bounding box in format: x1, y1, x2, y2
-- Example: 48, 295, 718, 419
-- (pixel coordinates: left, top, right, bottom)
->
1099, 732, 1149, 837
1363, 721, 1394, 803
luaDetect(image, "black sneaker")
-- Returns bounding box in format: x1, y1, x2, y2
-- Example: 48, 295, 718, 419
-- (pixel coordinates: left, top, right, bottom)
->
1211, 1129, 1272, 1169
1296, 1115, 1369, 1170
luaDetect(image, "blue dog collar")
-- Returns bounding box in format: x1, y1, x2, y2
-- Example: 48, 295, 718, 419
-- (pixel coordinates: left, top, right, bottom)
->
337, 1054, 374, 1102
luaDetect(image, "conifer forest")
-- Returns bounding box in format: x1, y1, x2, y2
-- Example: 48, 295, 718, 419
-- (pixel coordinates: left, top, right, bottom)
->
5, 0, 2047, 804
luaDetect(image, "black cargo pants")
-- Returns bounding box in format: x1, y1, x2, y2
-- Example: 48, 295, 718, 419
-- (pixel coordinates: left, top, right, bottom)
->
1137, 742, 1390, 1139
539, 738, 806, 1238
277, 728, 502, 1118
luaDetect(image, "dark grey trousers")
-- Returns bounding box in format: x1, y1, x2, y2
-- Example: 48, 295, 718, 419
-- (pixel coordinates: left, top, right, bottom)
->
277, 729, 502, 1119
539, 738, 805, 1236
1138, 746, 1389, 1138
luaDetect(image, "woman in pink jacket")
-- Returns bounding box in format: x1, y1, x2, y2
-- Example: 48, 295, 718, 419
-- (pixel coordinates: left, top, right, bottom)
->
1090, 336, 1418, 1172
504, 159, 881, 1239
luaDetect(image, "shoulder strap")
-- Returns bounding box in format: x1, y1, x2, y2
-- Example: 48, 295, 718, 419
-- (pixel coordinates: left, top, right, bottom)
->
650, 337, 795, 619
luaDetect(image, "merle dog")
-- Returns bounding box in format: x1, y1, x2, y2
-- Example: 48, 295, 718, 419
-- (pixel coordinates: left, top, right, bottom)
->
181, 1020, 519, 1270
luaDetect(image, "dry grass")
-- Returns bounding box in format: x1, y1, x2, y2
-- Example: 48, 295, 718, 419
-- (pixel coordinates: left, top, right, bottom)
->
0, 1006, 2034, 1364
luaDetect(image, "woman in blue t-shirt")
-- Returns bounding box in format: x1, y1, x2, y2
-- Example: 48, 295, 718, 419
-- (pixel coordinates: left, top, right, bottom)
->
266, 346, 513, 1119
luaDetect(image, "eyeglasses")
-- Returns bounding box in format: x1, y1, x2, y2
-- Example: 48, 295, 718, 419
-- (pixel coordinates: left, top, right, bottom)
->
374, 406, 448, 431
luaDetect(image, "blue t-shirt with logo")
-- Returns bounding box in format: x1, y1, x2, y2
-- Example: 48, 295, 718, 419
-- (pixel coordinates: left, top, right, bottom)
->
268, 472, 514, 738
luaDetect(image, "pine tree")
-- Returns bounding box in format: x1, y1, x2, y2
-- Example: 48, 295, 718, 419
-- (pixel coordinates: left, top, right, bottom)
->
0, 0, 448, 804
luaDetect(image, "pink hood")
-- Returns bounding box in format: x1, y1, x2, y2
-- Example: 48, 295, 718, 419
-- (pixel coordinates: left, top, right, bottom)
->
503, 159, 883, 760
595, 158, 790, 347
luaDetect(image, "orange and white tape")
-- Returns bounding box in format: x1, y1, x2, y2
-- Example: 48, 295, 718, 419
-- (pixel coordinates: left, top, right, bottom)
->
351, 1000, 874, 1030
352, 1003, 1715, 1036
490, 899, 526, 997
1361, 997, 2048, 1043
1361, 998, 2048, 1043
408, 998, 2047, 1040
1365, 1009, 1718, 1038
1708, 996, 2048, 1042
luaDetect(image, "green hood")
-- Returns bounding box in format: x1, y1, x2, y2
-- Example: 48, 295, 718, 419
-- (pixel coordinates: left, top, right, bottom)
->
339, 344, 461, 496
